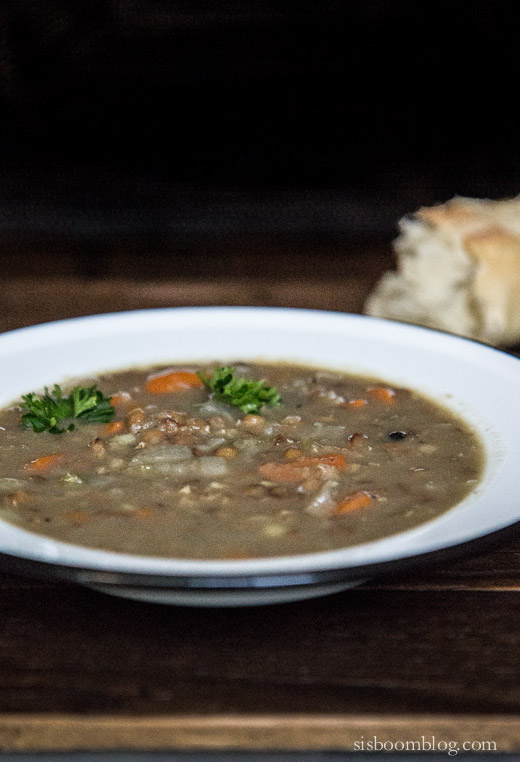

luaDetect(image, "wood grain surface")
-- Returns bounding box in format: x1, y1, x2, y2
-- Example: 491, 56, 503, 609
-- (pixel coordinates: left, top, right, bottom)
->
1, 577, 520, 714
1, 714, 519, 753
0, 276, 374, 332
1, 267, 520, 752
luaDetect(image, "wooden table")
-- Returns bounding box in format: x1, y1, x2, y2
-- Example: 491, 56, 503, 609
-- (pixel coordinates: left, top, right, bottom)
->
1, 262, 520, 754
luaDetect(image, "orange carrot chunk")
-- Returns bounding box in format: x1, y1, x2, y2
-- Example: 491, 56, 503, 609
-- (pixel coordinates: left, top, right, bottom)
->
330, 490, 372, 516
145, 371, 204, 395
294, 453, 347, 470
102, 421, 124, 437
110, 392, 132, 408
259, 453, 347, 483
366, 386, 396, 404
347, 398, 368, 409
25, 453, 64, 473
258, 462, 309, 483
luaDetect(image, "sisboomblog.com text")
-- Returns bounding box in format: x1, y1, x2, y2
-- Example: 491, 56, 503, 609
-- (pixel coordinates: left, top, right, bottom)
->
354, 736, 497, 756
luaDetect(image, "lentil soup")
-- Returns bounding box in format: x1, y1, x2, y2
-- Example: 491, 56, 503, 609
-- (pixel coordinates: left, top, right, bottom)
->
0, 362, 484, 559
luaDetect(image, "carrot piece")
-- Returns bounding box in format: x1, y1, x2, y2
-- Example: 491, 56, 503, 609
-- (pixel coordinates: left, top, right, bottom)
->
259, 453, 347, 483
258, 462, 308, 483
295, 453, 347, 470
347, 398, 368, 409
366, 386, 396, 404
25, 453, 64, 473
330, 490, 372, 516
102, 421, 124, 437
110, 392, 132, 408
145, 370, 204, 395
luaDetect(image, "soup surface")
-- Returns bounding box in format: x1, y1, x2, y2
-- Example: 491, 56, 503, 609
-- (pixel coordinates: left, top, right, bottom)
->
0, 362, 484, 558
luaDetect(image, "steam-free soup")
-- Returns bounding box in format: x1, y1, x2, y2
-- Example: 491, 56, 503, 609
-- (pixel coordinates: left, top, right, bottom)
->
0, 362, 484, 558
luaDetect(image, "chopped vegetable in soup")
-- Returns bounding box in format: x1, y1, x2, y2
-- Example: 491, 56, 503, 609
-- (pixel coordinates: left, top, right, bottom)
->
0, 363, 484, 559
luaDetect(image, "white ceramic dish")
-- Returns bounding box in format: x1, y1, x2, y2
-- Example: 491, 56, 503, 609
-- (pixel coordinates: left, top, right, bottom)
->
0, 307, 519, 606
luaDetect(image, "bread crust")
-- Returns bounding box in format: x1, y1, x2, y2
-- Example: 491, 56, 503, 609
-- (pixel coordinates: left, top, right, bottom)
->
365, 195, 520, 346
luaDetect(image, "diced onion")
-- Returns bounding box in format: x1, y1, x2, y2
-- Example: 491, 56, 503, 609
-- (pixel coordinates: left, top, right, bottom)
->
311, 423, 347, 444
153, 461, 196, 477
107, 433, 137, 450
133, 454, 229, 480
0, 478, 26, 493
192, 437, 226, 454
131, 445, 193, 465
305, 480, 339, 516
197, 400, 236, 419
198, 456, 229, 478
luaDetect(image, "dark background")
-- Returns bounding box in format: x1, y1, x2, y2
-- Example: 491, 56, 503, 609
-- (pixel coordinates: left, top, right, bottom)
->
1, 0, 519, 279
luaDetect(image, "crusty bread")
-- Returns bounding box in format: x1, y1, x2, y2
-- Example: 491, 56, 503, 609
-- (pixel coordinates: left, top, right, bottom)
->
364, 195, 520, 346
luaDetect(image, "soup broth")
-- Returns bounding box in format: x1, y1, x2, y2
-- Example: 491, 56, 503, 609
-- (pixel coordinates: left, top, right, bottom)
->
0, 362, 484, 559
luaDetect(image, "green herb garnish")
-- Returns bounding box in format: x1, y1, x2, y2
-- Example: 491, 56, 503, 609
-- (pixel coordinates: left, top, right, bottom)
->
21, 385, 115, 434
197, 366, 281, 415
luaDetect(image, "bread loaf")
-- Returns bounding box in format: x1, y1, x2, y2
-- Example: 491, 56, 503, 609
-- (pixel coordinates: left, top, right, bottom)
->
364, 195, 520, 346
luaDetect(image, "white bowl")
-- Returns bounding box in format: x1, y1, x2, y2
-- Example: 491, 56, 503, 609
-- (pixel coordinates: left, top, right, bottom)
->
0, 307, 519, 606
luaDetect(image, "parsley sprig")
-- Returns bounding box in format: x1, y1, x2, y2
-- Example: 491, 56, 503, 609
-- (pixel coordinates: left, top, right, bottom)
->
21, 385, 115, 434
197, 366, 281, 415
